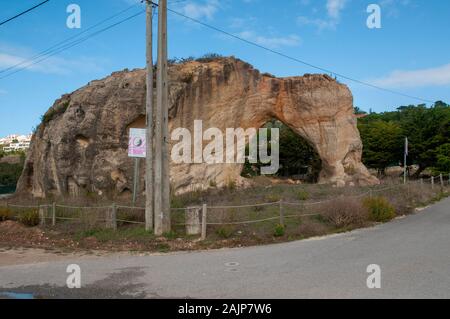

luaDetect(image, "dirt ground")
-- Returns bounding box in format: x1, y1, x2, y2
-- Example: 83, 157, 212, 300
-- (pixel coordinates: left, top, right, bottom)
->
1, 182, 447, 264
0, 219, 252, 259
0, 221, 112, 266
0, 247, 92, 267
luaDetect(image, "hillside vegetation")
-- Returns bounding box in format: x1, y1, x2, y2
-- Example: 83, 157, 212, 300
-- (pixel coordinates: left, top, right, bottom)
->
358, 101, 450, 176
0, 152, 25, 192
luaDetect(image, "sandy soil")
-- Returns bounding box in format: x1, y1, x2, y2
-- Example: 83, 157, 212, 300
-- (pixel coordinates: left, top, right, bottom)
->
0, 247, 97, 267
0, 221, 125, 266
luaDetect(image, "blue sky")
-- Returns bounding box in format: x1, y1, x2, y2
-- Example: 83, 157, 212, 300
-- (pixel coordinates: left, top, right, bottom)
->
0, 0, 449, 136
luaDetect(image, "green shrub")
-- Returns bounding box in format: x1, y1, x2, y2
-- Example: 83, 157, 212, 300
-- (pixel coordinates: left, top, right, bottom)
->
0, 207, 13, 221
273, 224, 285, 237
180, 56, 195, 63
265, 194, 280, 202
196, 53, 223, 62
226, 180, 236, 191
209, 179, 217, 188
313, 214, 328, 224
297, 190, 309, 201
156, 243, 170, 253
75, 226, 155, 242
170, 195, 185, 209
163, 231, 177, 240
0, 162, 24, 187
40, 101, 69, 125
18, 210, 40, 226
216, 226, 234, 239
363, 197, 396, 222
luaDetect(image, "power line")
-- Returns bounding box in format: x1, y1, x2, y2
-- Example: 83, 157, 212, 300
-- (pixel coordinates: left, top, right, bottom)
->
0, 0, 437, 104
0, 0, 50, 27
156, 2, 434, 104
0, 10, 146, 80
0, 0, 172, 78
0, 2, 141, 75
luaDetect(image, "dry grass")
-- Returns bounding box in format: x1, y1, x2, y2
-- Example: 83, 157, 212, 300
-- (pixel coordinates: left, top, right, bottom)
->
322, 197, 369, 228
387, 183, 438, 215
0, 207, 13, 221
0, 180, 448, 253
297, 218, 330, 238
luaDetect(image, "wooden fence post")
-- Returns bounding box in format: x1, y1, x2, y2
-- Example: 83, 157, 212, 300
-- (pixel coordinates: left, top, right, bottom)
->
110, 203, 117, 231
52, 202, 56, 226
38, 205, 45, 226
185, 206, 202, 235
440, 174, 444, 188
201, 204, 207, 240
431, 176, 435, 190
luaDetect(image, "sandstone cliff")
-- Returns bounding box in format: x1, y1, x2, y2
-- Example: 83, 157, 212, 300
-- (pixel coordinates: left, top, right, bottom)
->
17, 57, 378, 198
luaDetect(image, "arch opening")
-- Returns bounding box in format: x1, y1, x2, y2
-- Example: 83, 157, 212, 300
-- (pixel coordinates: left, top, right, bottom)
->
241, 120, 322, 183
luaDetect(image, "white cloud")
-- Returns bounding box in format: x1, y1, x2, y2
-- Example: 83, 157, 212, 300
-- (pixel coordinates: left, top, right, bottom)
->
379, 0, 413, 17
370, 63, 450, 88
179, 0, 220, 20
237, 31, 301, 49
0, 52, 66, 74
298, 0, 348, 31
297, 16, 337, 31
227, 14, 300, 49
326, 0, 347, 19
0, 43, 104, 76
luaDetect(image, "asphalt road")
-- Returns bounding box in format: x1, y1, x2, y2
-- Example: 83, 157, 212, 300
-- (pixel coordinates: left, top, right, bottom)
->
1, 197, 449, 299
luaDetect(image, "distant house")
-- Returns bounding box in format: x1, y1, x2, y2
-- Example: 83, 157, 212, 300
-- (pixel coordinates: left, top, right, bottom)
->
0, 134, 32, 153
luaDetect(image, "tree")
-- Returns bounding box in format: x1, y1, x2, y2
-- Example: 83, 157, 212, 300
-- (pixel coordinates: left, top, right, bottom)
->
277, 123, 321, 181
242, 120, 321, 182
0, 162, 23, 187
433, 144, 450, 174
358, 101, 450, 177
354, 106, 367, 115
396, 102, 450, 176
358, 120, 404, 176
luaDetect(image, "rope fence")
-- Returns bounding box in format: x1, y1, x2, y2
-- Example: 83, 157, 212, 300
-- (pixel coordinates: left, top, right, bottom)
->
1, 174, 448, 240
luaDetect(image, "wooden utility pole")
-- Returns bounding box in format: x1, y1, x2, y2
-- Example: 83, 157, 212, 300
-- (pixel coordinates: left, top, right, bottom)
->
154, 0, 170, 235
161, 0, 171, 234
145, 1, 154, 231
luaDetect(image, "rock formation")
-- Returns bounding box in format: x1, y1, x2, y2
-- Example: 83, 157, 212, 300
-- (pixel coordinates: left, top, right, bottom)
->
17, 57, 379, 198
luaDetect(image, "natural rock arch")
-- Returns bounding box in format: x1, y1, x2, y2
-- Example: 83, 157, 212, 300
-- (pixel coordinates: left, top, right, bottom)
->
17, 57, 378, 198
168, 58, 378, 192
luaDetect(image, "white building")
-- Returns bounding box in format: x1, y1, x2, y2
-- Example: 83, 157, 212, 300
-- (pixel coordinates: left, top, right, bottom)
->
0, 134, 32, 152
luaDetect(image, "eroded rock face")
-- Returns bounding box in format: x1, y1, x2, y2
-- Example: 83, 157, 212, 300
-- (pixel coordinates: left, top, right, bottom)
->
17, 57, 378, 198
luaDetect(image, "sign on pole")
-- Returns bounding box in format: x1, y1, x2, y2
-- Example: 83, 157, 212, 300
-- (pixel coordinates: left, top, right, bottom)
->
128, 128, 147, 158
128, 128, 146, 206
